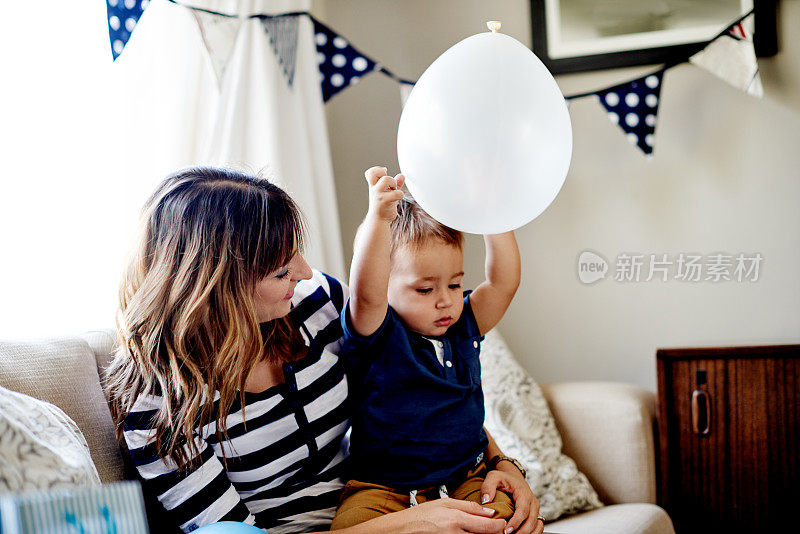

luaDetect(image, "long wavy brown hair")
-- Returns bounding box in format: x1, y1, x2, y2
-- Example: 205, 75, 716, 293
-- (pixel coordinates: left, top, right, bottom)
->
106, 166, 306, 470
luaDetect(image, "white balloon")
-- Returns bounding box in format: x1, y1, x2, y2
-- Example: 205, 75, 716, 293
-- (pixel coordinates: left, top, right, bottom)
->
397, 30, 572, 234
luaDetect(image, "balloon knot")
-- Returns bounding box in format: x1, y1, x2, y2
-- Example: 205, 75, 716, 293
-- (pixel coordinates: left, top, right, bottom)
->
487, 21, 502, 33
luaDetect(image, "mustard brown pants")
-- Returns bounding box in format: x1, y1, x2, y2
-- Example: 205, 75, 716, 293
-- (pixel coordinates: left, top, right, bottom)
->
331, 461, 515, 529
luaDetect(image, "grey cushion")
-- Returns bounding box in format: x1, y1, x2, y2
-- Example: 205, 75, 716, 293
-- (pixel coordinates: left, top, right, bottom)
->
0, 337, 125, 482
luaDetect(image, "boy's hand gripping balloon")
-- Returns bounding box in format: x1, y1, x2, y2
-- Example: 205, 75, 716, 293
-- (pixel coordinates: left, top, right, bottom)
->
397, 21, 572, 234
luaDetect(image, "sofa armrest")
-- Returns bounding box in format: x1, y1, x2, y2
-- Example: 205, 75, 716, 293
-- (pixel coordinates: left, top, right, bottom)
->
539, 381, 657, 506
80, 329, 118, 377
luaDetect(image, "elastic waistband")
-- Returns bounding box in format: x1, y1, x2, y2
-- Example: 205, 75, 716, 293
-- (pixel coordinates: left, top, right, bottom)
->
394, 452, 487, 494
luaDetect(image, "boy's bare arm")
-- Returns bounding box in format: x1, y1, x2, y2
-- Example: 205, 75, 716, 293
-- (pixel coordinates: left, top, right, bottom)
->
348, 166, 405, 337
469, 232, 521, 336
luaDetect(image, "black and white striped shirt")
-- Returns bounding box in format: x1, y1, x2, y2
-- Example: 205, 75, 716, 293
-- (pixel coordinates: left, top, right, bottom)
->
123, 271, 350, 533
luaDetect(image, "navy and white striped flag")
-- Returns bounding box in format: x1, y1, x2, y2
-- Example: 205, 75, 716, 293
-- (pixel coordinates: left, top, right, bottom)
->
596, 70, 665, 156
261, 15, 301, 87
311, 17, 378, 102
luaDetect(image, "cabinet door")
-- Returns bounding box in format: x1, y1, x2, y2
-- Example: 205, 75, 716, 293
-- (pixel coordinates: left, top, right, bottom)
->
725, 356, 799, 531
658, 347, 800, 534
658, 357, 728, 534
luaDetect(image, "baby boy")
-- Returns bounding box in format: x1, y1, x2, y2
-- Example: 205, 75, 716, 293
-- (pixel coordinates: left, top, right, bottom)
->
332, 166, 522, 529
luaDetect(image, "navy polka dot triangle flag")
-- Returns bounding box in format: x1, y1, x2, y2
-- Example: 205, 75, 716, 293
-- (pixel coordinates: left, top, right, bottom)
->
106, 0, 149, 60
311, 18, 378, 102
596, 70, 665, 156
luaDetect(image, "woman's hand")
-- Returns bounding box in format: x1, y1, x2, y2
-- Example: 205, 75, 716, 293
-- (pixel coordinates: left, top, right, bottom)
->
480, 466, 544, 534
390, 499, 508, 534
312, 499, 505, 534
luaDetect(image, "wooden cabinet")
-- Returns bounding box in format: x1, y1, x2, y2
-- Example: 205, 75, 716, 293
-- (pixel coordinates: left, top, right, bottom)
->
656, 345, 800, 534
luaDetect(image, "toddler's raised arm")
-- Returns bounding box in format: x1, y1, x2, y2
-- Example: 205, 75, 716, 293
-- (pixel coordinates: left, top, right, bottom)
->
348, 166, 404, 337
469, 232, 521, 336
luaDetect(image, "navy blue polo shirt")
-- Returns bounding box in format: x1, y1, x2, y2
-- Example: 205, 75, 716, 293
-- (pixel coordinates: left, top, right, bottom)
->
340, 292, 488, 489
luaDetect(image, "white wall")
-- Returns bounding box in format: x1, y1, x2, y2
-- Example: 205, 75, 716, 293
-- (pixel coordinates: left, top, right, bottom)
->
317, 0, 800, 390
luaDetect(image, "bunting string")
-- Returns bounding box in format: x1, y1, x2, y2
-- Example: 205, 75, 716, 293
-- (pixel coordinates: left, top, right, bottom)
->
108, 1, 760, 156
563, 7, 757, 101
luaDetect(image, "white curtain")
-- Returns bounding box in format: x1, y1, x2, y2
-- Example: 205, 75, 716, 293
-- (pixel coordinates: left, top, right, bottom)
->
0, 0, 343, 338
115, 0, 345, 277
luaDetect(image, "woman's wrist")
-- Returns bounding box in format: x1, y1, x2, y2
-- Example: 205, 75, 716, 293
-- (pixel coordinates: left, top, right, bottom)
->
338, 507, 411, 534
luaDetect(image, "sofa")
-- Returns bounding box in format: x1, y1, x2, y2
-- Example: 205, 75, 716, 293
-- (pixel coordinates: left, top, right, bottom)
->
0, 329, 674, 534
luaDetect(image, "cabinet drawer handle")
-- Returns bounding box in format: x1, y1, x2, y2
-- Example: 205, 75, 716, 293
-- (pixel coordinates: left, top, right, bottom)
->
691, 389, 711, 435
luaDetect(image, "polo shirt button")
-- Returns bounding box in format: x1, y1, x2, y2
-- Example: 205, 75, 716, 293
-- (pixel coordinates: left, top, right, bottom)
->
473, 341, 479, 348
437, 341, 444, 348
445, 361, 453, 368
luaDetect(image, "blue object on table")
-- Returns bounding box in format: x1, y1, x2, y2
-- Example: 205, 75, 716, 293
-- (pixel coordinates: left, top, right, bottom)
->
193, 521, 265, 533
0, 481, 148, 533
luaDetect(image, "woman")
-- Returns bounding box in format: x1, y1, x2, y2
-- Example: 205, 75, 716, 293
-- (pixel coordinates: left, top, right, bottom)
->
106, 167, 544, 534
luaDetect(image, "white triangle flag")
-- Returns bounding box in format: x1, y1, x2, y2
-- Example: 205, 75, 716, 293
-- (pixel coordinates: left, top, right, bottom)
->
690, 14, 762, 98
193, 10, 242, 87
399, 82, 414, 108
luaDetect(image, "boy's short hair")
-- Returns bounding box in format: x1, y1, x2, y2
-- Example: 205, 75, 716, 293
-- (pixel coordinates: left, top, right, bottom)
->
389, 195, 463, 255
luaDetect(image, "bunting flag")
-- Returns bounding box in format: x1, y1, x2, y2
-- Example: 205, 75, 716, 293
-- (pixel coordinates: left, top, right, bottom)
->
260, 15, 301, 86
596, 70, 664, 156
311, 18, 378, 102
106, 0, 149, 60
689, 14, 763, 98
193, 10, 242, 86
106, 2, 758, 158
399, 81, 415, 108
